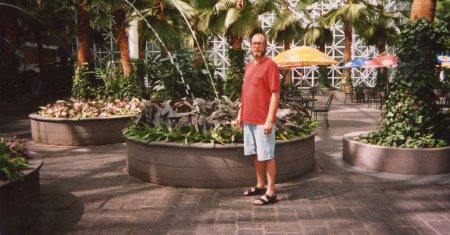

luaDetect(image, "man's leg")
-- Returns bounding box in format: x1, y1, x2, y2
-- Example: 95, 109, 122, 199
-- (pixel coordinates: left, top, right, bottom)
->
254, 156, 266, 188
265, 158, 276, 196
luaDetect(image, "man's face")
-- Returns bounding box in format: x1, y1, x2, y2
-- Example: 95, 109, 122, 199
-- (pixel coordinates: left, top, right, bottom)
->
251, 34, 266, 58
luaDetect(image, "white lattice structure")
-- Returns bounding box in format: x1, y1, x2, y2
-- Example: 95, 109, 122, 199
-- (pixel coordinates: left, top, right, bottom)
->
92, 0, 409, 88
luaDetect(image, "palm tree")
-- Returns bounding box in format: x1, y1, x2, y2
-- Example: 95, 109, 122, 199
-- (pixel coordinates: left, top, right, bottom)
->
198, 0, 273, 99
136, 0, 194, 53
410, 0, 437, 21
322, 0, 372, 92
356, 0, 404, 90
75, 0, 93, 67
268, 1, 304, 84
97, 1, 134, 76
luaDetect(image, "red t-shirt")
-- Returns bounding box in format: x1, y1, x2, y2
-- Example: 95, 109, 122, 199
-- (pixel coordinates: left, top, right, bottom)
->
241, 57, 280, 124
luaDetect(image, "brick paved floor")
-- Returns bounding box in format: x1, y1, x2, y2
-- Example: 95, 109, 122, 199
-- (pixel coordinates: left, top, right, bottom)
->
1, 98, 449, 235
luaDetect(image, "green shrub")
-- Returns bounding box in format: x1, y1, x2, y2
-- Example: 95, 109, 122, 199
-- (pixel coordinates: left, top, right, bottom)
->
0, 138, 29, 181
223, 48, 245, 100
316, 66, 331, 88
356, 19, 449, 148
71, 63, 97, 100
97, 62, 142, 100
146, 49, 220, 100
71, 62, 143, 101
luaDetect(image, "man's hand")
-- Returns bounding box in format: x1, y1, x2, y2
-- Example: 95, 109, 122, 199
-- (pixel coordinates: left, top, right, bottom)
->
264, 121, 273, 134
235, 117, 243, 129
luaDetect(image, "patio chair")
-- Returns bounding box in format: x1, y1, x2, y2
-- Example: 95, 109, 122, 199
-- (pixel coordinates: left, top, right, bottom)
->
312, 94, 334, 128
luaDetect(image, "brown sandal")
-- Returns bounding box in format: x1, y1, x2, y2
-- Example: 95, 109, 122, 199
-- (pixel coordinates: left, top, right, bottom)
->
243, 186, 266, 196
253, 194, 277, 205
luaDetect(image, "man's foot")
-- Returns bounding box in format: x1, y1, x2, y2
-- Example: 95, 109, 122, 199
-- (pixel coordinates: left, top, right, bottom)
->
253, 194, 277, 206
243, 186, 266, 196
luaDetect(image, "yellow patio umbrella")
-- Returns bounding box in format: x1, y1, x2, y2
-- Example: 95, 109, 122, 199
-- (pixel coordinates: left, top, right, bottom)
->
272, 46, 338, 68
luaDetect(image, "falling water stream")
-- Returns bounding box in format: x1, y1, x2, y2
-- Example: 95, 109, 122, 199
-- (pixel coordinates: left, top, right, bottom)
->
168, 0, 220, 101
123, 0, 196, 100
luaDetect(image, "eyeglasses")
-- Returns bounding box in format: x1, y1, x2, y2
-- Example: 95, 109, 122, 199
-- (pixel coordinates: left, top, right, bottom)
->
251, 42, 265, 46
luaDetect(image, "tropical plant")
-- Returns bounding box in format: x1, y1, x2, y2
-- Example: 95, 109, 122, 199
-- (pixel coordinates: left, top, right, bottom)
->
71, 63, 98, 100
199, 0, 275, 98
97, 0, 133, 76
322, 0, 373, 92
124, 96, 316, 144
223, 48, 245, 100
268, 0, 309, 84
96, 62, 143, 100
146, 48, 219, 100
75, 0, 93, 68
136, 0, 195, 52
0, 137, 30, 181
356, 19, 449, 148
356, 0, 404, 90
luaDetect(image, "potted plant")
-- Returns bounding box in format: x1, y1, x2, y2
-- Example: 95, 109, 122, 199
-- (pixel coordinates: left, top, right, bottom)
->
343, 19, 450, 175
124, 96, 317, 188
0, 137, 43, 235
29, 63, 143, 146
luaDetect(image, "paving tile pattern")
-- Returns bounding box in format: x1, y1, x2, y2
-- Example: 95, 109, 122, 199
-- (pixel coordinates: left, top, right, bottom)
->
1, 98, 449, 235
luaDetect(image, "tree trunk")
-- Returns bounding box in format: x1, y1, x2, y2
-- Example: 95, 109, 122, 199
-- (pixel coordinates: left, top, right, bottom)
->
230, 38, 243, 50
283, 42, 292, 84
113, 9, 132, 77
319, 42, 326, 53
342, 20, 353, 92
378, 43, 386, 54
76, 0, 92, 67
410, 0, 437, 22
376, 43, 387, 90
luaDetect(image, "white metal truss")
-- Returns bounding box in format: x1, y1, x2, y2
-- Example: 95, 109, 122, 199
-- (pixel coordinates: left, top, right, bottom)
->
91, 0, 409, 88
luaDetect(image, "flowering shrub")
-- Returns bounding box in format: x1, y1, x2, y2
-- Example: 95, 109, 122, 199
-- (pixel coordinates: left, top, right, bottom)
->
0, 137, 30, 181
37, 98, 142, 118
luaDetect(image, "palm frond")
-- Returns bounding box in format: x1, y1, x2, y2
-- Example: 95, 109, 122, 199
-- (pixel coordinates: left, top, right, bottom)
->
213, 0, 235, 13
224, 7, 239, 28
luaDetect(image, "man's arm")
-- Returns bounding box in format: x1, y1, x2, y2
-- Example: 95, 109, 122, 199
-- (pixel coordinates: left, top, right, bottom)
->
264, 92, 280, 134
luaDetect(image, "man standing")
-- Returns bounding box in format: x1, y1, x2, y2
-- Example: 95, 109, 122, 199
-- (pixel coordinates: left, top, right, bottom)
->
236, 32, 280, 205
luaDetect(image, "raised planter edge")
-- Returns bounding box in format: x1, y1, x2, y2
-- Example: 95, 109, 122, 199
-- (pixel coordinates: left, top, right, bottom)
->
0, 156, 43, 235
29, 114, 135, 146
126, 131, 316, 188
343, 131, 450, 175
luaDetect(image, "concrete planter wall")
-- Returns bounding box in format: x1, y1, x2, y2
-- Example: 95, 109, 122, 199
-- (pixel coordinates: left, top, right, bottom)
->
29, 114, 134, 146
343, 132, 450, 175
0, 157, 43, 235
126, 133, 316, 188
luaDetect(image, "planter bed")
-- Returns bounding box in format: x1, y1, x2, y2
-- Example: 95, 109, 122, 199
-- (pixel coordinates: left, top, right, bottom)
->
126, 133, 316, 188
29, 114, 134, 146
0, 156, 43, 235
343, 131, 450, 175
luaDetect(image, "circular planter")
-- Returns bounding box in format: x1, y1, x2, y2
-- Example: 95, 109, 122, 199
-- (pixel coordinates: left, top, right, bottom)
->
126, 133, 316, 188
0, 156, 43, 235
29, 114, 134, 146
343, 131, 450, 175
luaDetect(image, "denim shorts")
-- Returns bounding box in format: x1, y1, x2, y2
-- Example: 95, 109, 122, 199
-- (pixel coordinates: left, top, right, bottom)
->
243, 123, 275, 161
